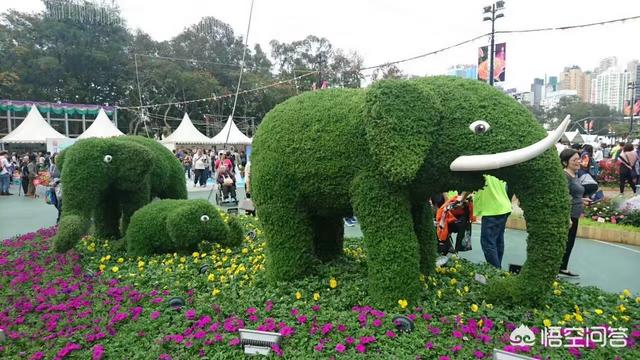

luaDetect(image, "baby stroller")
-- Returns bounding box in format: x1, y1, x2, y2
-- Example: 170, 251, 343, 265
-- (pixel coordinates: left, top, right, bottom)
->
433, 193, 474, 256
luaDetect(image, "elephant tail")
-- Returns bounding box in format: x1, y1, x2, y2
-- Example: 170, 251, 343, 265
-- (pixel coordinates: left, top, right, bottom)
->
223, 218, 244, 248
54, 214, 88, 253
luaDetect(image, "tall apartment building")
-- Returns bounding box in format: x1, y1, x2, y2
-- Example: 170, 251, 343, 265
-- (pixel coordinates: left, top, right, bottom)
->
558, 66, 592, 102
530, 78, 544, 108
598, 57, 618, 74
590, 66, 630, 112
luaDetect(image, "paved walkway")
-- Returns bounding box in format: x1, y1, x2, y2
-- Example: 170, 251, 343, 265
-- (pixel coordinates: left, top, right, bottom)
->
1, 183, 638, 294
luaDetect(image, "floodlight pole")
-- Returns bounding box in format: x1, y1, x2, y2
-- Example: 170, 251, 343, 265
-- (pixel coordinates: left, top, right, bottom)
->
483, 2, 505, 86
628, 81, 639, 134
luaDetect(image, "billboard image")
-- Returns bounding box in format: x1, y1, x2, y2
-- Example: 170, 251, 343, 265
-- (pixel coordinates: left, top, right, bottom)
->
624, 99, 640, 116
477, 43, 506, 82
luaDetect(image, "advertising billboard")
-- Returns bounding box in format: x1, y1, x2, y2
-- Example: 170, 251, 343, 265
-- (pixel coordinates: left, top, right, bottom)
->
477, 43, 506, 82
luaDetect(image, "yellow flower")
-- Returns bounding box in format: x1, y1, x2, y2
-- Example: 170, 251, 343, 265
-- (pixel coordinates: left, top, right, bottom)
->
636, 297, 640, 304
398, 299, 408, 309
242, 248, 249, 255
105, 255, 111, 261
553, 289, 562, 296
437, 290, 442, 298
192, 252, 200, 258
329, 278, 338, 289
295, 291, 302, 300
463, 286, 469, 293
138, 260, 145, 268
618, 304, 626, 313
313, 292, 320, 301
180, 257, 186, 263
552, 281, 559, 288
477, 319, 484, 328
594, 309, 603, 315
470, 304, 479, 313
450, 278, 457, 286
622, 289, 631, 298
212, 288, 221, 296
563, 314, 572, 321
621, 315, 630, 322
574, 313, 583, 323
99, 264, 106, 272
485, 303, 493, 310
207, 274, 215, 282
111, 266, 119, 273
543, 319, 552, 328
117, 258, 124, 263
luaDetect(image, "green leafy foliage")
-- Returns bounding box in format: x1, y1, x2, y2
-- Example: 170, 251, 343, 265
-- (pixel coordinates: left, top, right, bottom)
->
252, 76, 570, 308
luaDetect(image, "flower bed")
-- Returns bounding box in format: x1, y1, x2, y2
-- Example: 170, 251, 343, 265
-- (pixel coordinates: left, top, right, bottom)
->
0, 218, 638, 359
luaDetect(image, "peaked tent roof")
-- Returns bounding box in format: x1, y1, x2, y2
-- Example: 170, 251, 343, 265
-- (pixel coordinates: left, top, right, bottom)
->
161, 113, 216, 145
1, 105, 67, 143
211, 116, 252, 145
77, 109, 124, 139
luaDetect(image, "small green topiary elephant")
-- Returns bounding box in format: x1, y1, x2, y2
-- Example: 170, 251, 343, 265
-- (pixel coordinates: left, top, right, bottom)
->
251, 76, 571, 308
54, 136, 188, 253
125, 199, 243, 256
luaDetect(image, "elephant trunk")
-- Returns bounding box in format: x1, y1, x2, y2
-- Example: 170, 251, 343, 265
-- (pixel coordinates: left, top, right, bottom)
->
485, 150, 570, 306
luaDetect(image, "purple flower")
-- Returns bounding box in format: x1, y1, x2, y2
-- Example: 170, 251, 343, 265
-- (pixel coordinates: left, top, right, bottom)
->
386, 330, 397, 339
271, 344, 283, 357
159, 354, 172, 360
336, 343, 346, 353
279, 326, 295, 337
452, 344, 462, 353
452, 330, 463, 339
194, 331, 206, 339
150, 311, 161, 320
185, 309, 196, 320
291, 308, 299, 316
474, 350, 486, 359
297, 315, 308, 325
321, 323, 333, 335
422, 313, 433, 321
314, 343, 324, 352
355, 343, 366, 353
345, 337, 355, 345
92, 344, 104, 360
337, 324, 347, 332
246, 307, 257, 315
30, 352, 44, 360
429, 326, 441, 335
265, 300, 273, 312
439, 357, 450, 360
372, 319, 382, 327
425, 342, 434, 350
312, 305, 321, 312
229, 338, 241, 346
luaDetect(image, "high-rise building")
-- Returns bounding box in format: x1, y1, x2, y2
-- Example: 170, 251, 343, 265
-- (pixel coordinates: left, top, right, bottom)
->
598, 57, 618, 73
590, 66, 630, 112
548, 76, 558, 92
530, 78, 544, 108
558, 66, 591, 102
446, 64, 478, 80
542, 89, 578, 109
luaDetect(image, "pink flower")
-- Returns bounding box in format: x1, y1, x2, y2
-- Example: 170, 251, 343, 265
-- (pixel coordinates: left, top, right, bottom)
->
422, 313, 433, 321
336, 343, 346, 353
439, 357, 450, 360
194, 331, 206, 339
185, 309, 196, 320
150, 311, 161, 320
131, 306, 143, 321
290, 308, 299, 316
173, 334, 184, 344
30, 352, 44, 360
229, 338, 241, 346
246, 307, 257, 315
425, 342, 434, 350
452, 330, 463, 339
345, 337, 355, 345
271, 344, 283, 357
312, 305, 321, 312
280, 326, 295, 337
474, 350, 486, 359
265, 300, 273, 312
321, 323, 333, 335
385, 330, 397, 339
355, 343, 366, 353
159, 355, 172, 360
337, 324, 347, 332
314, 343, 324, 352
429, 326, 441, 335
92, 344, 104, 360
248, 315, 259, 322
214, 334, 223, 342
151, 297, 163, 304
372, 319, 382, 327
297, 315, 308, 325
452, 344, 462, 353
55, 343, 82, 359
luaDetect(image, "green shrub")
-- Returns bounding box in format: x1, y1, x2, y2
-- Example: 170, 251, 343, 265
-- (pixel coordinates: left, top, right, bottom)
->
126, 199, 241, 256
620, 210, 640, 227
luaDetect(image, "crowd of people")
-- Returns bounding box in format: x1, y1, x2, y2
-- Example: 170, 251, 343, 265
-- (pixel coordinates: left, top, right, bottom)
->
0, 151, 59, 197
173, 147, 248, 201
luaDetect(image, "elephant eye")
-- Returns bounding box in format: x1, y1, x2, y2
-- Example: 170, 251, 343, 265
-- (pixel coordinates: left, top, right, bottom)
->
103, 155, 113, 163
469, 120, 490, 135
200, 215, 210, 222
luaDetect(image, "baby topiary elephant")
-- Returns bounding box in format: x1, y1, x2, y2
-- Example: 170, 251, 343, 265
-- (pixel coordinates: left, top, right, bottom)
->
126, 199, 243, 256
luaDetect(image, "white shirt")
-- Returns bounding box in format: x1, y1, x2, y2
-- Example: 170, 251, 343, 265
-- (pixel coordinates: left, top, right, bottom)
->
0, 157, 10, 175
593, 149, 603, 162
193, 154, 208, 170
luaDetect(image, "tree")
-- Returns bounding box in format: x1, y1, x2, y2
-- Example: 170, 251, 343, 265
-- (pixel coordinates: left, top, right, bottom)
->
371, 64, 406, 81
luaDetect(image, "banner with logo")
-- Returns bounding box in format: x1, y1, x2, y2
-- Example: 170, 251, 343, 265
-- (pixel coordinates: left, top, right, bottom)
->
477, 43, 506, 82
624, 99, 640, 116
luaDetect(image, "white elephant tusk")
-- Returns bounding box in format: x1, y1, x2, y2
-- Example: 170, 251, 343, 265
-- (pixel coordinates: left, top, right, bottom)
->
449, 115, 571, 172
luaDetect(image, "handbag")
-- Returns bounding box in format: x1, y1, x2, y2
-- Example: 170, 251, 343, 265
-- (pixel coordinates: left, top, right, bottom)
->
619, 153, 638, 177
223, 176, 234, 185
577, 173, 598, 197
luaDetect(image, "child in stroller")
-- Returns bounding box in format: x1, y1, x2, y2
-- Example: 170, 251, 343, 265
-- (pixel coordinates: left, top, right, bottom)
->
432, 192, 475, 256
215, 164, 237, 204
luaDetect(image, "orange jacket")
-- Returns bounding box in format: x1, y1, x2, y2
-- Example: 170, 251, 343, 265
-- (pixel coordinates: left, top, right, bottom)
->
436, 196, 475, 242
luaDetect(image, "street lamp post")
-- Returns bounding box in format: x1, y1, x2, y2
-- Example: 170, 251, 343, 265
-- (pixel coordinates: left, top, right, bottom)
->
628, 81, 639, 135
483, 1, 505, 86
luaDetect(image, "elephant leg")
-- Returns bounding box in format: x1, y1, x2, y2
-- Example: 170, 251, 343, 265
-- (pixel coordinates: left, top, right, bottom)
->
55, 214, 90, 252
351, 174, 422, 308
411, 202, 437, 276
94, 194, 121, 239
260, 203, 319, 282
311, 215, 344, 262
120, 189, 150, 236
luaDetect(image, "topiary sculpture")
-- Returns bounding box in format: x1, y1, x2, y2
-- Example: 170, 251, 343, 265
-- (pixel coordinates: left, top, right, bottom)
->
251, 76, 571, 308
54, 136, 188, 252
125, 199, 243, 256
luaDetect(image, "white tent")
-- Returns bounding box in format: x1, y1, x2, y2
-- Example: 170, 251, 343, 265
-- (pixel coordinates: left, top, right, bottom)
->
77, 108, 124, 139
211, 116, 252, 145
161, 113, 216, 145
562, 131, 584, 144
1, 105, 67, 143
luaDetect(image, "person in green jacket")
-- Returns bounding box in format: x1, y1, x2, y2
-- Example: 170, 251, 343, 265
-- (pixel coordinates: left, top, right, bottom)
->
473, 175, 512, 269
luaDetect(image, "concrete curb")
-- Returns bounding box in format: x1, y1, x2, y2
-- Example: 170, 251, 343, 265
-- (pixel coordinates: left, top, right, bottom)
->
505, 216, 640, 246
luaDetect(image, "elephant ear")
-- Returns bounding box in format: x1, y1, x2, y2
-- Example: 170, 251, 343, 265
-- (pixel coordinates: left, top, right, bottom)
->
166, 200, 224, 250
364, 79, 440, 185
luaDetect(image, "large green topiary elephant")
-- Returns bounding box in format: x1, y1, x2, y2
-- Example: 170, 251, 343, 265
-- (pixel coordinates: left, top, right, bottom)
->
251, 76, 571, 308
125, 199, 243, 257
54, 136, 188, 252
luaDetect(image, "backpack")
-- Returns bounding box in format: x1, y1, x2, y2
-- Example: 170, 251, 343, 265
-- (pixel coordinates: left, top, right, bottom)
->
45, 187, 58, 206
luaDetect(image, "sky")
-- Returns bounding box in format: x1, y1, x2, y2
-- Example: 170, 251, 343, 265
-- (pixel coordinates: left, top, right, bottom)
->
2, 0, 640, 92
